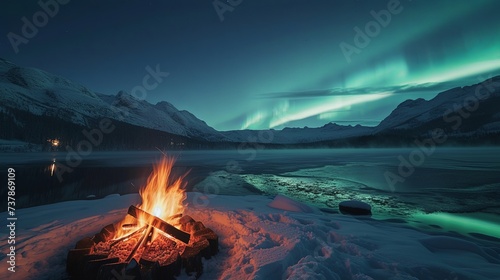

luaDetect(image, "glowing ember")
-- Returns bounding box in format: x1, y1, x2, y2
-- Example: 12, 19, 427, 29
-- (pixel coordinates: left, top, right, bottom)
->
114, 156, 187, 239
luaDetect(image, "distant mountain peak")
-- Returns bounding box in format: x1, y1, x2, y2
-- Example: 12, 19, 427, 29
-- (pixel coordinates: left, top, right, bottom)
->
0, 60, 225, 141
155, 100, 177, 111
116, 90, 129, 97
2, 59, 498, 146
375, 75, 500, 134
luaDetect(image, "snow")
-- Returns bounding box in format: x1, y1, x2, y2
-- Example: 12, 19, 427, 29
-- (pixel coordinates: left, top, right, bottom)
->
0, 59, 225, 142
375, 76, 500, 133
0, 194, 140, 280
2, 193, 499, 279
1, 59, 378, 144
2, 59, 500, 146
0, 139, 42, 152
481, 121, 500, 132
268, 194, 314, 213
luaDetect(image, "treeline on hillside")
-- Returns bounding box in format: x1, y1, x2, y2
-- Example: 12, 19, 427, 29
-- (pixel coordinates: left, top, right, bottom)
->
2, 107, 500, 151
0, 108, 235, 151
305, 132, 500, 148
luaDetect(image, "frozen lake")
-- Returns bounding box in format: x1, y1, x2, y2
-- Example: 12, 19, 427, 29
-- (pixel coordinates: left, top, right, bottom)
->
1, 148, 499, 225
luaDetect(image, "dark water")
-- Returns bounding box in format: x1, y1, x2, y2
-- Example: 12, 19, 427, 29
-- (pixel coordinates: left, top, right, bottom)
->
1, 148, 499, 216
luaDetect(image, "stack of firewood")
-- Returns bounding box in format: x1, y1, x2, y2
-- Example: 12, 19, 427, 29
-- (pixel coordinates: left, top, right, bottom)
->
67, 205, 218, 279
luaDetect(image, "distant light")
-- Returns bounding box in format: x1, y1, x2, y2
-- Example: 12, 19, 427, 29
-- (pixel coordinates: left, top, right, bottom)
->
48, 138, 60, 147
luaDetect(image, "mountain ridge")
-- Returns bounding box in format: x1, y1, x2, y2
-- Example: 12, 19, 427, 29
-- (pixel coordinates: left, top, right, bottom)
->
375, 76, 500, 135
1, 58, 499, 149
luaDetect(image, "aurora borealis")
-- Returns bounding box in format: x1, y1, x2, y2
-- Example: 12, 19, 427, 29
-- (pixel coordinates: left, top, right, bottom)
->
2, 0, 500, 130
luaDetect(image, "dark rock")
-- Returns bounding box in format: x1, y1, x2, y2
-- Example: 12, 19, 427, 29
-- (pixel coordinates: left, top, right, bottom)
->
339, 200, 372, 215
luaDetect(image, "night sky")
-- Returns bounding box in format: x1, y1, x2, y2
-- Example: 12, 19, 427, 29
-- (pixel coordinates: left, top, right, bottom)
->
1, 0, 500, 130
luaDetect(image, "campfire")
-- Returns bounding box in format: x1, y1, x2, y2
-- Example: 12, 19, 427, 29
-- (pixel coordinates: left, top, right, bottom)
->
67, 157, 218, 279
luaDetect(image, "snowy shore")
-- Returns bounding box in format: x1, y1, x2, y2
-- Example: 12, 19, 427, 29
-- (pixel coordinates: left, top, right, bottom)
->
1, 193, 499, 279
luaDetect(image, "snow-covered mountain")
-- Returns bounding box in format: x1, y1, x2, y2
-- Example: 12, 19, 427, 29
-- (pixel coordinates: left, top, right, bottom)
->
0, 58, 227, 142
227, 76, 500, 144
222, 123, 374, 144
0, 59, 375, 145
1, 58, 499, 148
375, 76, 500, 136
96, 91, 227, 141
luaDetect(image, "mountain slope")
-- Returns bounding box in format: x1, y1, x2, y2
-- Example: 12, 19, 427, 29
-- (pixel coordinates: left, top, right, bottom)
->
222, 123, 374, 144
0, 58, 374, 145
375, 76, 500, 136
0, 58, 227, 142
1, 58, 499, 148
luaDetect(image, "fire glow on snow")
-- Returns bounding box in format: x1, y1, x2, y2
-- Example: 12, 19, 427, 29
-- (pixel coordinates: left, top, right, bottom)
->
3, 192, 500, 279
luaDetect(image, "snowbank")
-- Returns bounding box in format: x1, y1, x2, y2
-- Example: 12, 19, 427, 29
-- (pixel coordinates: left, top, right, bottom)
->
267, 194, 314, 213
0, 139, 42, 152
1, 193, 499, 279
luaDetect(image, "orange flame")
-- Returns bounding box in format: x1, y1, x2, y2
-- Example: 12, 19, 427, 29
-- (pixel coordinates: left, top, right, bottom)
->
114, 156, 187, 239
139, 156, 186, 223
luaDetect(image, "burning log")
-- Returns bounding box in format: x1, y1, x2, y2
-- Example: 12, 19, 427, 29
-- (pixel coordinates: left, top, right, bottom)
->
110, 225, 147, 247
140, 235, 182, 278
127, 205, 191, 244
66, 248, 91, 276
82, 257, 120, 279
66, 156, 218, 279
125, 225, 153, 263
67, 210, 218, 279
192, 228, 219, 257
75, 237, 95, 249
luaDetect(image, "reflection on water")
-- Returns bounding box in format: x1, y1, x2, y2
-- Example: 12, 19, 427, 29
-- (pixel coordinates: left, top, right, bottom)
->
1, 148, 499, 213
0, 152, 210, 211
0, 159, 154, 211
48, 158, 56, 177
